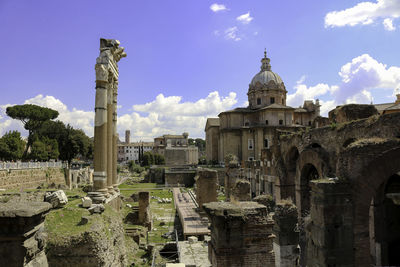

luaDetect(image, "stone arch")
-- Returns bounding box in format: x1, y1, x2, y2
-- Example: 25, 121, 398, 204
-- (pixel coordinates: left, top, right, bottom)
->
295, 147, 330, 216
280, 146, 300, 202
342, 145, 400, 266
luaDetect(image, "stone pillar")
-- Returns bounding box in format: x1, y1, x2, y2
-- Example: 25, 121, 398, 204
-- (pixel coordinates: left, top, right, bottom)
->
305, 180, 353, 266
138, 191, 151, 229
112, 82, 119, 191
88, 38, 126, 203
204, 201, 275, 267
195, 168, 218, 210
225, 165, 242, 201
0, 202, 52, 266
231, 179, 251, 202
273, 201, 299, 267
107, 80, 114, 193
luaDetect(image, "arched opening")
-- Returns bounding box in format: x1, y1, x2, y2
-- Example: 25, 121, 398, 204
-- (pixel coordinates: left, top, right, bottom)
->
298, 163, 319, 267
350, 145, 400, 266
299, 163, 319, 216
370, 173, 400, 266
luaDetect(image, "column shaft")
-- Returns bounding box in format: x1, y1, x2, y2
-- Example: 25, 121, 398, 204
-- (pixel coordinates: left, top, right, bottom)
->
107, 84, 114, 193
92, 86, 108, 201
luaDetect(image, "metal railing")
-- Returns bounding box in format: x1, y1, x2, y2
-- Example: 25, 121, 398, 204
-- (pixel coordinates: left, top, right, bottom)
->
0, 161, 66, 170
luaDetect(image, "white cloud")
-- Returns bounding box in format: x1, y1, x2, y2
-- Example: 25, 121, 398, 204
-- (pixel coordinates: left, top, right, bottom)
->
125, 92, 237, 140
383, 18, 396, 30
287, 76, 338, 108
287, 54, 400, 116
325, 0, 400, 30
210, 3, 227, 13
236, 12, 253, 24
224, 26, 241, 41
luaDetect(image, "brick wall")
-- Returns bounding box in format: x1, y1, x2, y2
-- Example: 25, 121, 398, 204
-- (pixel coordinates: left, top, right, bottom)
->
0, 168, 66, 190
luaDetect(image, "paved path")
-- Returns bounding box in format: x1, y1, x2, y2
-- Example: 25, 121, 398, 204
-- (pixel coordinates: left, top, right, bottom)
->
172, 188, 209, 239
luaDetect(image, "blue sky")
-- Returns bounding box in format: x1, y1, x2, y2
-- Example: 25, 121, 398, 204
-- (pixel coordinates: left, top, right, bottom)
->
1, 0, 399, 140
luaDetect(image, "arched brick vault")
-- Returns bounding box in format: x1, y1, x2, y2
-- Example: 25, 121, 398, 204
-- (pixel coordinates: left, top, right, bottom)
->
296, 147, 331, 185
293, 147, 331, 216
338, 140, 400, 266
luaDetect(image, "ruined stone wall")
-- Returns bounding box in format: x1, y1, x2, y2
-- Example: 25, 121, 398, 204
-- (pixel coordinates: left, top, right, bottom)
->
204, 202, 275, 267
306, 180, 353, 266
164, 147, 198, 165
273, 111, 400, 266
0, 168, 66, 190
164, 171, 196, 187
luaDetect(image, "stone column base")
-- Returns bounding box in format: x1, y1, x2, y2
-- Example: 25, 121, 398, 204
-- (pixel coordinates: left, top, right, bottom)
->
87, 191, 107, 203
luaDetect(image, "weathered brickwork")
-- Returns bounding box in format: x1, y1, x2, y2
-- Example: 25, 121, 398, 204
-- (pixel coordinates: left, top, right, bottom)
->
204, 202, 275, 267
0, 168, 66, 190
195, 168, 218, 209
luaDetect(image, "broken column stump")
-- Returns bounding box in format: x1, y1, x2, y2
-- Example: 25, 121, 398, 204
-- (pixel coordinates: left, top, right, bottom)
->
138, 191, 152, 230
231, 179, 251, 202
195, 168, 218, 210
203, 201, 275, 267
0, 202, 52, 267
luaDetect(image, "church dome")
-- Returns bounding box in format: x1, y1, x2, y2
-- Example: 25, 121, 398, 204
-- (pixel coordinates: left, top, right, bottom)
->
251, 70, 283, 86
249, 50, 283, 88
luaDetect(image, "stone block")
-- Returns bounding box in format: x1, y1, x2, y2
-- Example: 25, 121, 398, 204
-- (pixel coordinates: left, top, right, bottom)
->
81, 197, 92, 208
88, 204, 105, 214
45, 190, 68, 208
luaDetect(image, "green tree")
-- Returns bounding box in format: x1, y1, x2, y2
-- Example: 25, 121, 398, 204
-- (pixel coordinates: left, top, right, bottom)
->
142, 151, 154, 166
42, 137, 59, 160
30, 139, 48, 161
0, 131, 25, 161
154, 153, 165, 165
195, 138, 206, 151
128, 160, 144, 173
188, 138, 195, 146
37, 120, 93, 164
6, 104, 58, 157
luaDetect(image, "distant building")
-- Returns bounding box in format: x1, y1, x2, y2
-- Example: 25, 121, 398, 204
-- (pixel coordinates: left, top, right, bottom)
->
117, 130, 154, 162
153, 132, 198, 165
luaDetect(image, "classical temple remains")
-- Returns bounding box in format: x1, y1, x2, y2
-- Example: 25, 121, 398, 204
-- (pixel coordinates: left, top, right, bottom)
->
88, 38, 126, 203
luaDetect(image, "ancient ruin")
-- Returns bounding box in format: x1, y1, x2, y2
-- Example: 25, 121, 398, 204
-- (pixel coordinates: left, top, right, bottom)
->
89, 38, 126, 203
0, 202, 52, 266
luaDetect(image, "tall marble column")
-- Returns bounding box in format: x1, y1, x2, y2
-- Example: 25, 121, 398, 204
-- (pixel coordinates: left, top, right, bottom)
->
107, 78, 114, 193
112, 81, 119, 191
89, 38, 126, 203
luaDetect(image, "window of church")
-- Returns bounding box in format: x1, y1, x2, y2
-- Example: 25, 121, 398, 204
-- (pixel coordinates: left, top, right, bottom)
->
257, 98, 261, 105
264, 139, 269, 148
270, 97, 275, 104
282, 99, 284, 105
248, 139, 254, 150
279, 119, 283, 125
248, 157, 254, 161
265, 120, 269, 125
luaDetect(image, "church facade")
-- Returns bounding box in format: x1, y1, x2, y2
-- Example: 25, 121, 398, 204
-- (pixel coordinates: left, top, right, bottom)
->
205, 52, 320, 164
